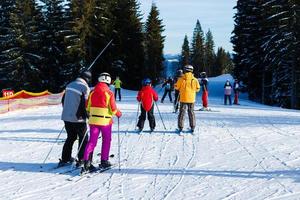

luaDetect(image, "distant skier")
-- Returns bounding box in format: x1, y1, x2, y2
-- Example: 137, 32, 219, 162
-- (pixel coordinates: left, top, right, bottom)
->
175, 65, 200, 132
113, 76, 122, 101
200, 72, 209, 110
161, 77, 173, 103
136, 78, 158, 132
224, 79, 232, 105
233, 79, 240, 105
59, 71, 91, 167
81, 72, 122, 173
174, 69, 183, 113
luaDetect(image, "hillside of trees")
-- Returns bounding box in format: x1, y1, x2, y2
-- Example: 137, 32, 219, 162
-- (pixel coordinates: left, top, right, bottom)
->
179, 20, 233, 78
232, 1, 299, 109
0, 0, 165, 92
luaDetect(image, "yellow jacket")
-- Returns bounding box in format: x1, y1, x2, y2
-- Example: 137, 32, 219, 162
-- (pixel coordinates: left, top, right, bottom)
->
174, 72, 200, 103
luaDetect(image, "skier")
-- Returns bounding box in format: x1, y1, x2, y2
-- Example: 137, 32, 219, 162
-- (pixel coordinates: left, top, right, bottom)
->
224, 79, 232, 105
81, 72, 122, 173
161, 77, 173, 103
200, 72, 209, 110
174, 69, 183, 113
113, 76, 122, 101
136, 78, 158, 132
59, 70, 91, 167
233, 79, 240, 105
175, 65, 200, 132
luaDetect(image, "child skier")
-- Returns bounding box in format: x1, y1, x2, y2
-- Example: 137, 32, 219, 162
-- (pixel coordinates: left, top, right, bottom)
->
161, 77, 173, 103
113, 76, 122, 101
233, 79, 240, 105
81, 72, 122, 173
224, 79, 232, 105
200, 72, 209, 110
136, 78, 158, 132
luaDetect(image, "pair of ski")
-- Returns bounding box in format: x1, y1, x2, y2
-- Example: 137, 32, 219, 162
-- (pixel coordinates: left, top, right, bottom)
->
67, 159, 127, 182
176, 128, 194, 136
136, 129, 154, 134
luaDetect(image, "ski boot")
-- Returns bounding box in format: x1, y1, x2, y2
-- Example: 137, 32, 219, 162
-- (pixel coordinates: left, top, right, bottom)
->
81, 160, 97, 174
57, 157, 75, 168
75, 159, 84, 168
100, 160, 112, 169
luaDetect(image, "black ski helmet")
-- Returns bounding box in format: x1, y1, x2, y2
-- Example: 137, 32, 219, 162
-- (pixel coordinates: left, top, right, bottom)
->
177, 69, 183, 77
79, 71, 92, 83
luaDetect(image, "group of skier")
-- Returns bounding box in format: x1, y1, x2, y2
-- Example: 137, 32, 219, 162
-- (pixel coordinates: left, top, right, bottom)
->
58, 64, 240, 174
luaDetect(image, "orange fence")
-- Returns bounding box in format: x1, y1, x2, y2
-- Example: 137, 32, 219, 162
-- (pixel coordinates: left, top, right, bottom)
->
0, 90, 64, 114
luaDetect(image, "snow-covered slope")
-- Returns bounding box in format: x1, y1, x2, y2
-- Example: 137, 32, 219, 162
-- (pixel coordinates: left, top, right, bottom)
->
1, 75, 300, 200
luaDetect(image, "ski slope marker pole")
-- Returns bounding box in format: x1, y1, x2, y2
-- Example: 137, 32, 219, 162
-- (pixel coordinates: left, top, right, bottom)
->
41, 126, 65, 167
117, 118, 121, 171
155, 102, 167, 130
87, 39, 113, 71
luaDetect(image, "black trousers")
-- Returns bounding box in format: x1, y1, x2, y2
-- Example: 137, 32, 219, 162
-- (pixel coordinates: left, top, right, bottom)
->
174, 90, 180, 112
115, 88, 121, 101
161, 89, 172, 102
62, 121, 88, 162
137, 105, 155, 130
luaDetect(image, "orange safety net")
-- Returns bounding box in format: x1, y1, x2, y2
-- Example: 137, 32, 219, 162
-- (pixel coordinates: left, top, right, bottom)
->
0, 90, 64, 114
0, 90, 51, 100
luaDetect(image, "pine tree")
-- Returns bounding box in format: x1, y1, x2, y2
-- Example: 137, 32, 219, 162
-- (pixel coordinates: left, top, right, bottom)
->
144, 3, 165, 85
111, 0, 145, 89
205, 29, 215, 76
41, 0, 82, 92
190, 20, 205, 78
9, 0, 46, 91
180, 35, 190, 67
0, 0, 17, 90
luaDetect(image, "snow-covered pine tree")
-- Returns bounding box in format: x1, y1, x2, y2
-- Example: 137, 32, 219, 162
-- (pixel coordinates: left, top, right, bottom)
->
111, 0, 145, 89
39, 0, 67, 92
262, 0, 298, 108
190, 20, 205, 78
8, 0, 46, 91
204, 29, 215, 76
232, 0, 264, 102
180, 35, 190, 67
61, 0, 83, 85
144, 3, 165, 85
0, 0, 17, 90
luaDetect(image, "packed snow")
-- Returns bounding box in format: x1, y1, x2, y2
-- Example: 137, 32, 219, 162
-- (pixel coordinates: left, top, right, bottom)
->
1, 75, 300, 200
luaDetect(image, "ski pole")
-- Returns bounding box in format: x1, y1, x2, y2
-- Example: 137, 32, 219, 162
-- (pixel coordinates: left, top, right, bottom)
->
41, 126, 65, 167
135, 102, 140, 128
155, 102, 167, 130
87, 39, 113, 71
174, 93, 180, 113
117, 118, 121, 171
75, 129, 89, 160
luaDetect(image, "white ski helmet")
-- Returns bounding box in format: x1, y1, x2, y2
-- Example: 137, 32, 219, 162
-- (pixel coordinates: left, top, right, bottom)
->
184, 65, 193, 72
98, 72, 111, 84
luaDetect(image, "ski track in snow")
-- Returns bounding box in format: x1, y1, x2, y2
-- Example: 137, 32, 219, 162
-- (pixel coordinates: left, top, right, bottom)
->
1, 79, 300, 199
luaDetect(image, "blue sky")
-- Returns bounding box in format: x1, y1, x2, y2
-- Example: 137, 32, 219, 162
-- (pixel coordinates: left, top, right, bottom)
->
138, 0, 237, 54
